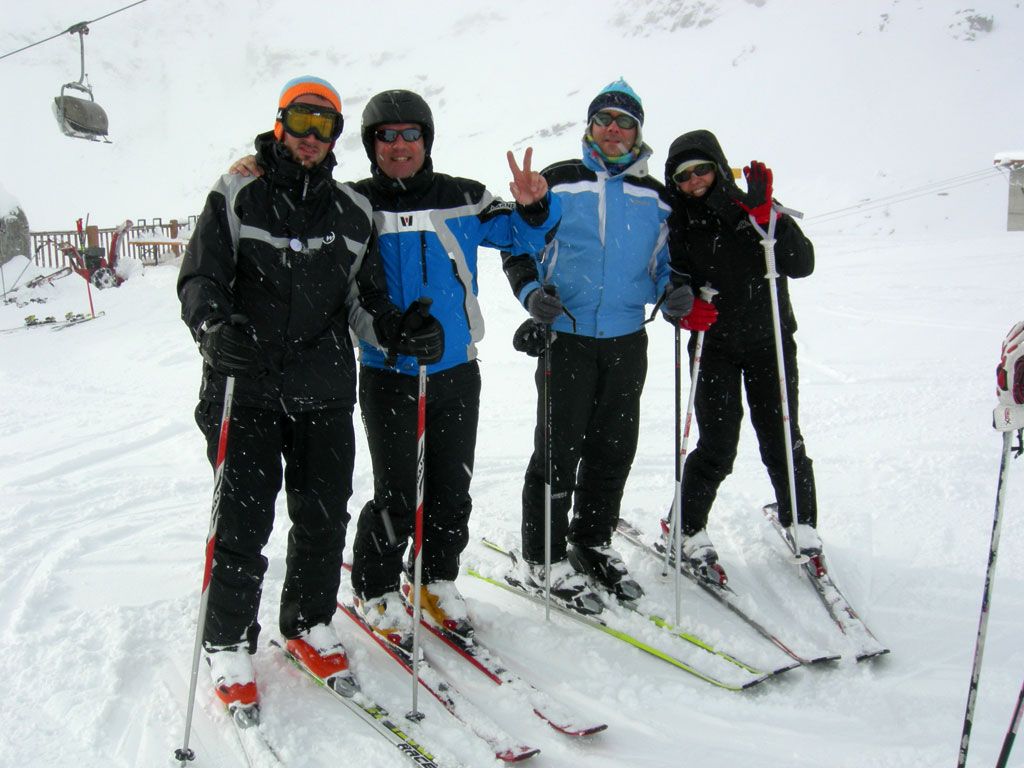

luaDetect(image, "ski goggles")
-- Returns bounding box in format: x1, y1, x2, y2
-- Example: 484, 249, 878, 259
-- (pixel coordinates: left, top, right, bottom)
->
591, 111, 638, 130
277, 103, 343, 142
374, 127, 424, 143
672, 162, 717, 184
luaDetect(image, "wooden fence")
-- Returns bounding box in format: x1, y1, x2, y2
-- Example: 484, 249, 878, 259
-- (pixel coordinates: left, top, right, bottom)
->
30, 216, 198, 270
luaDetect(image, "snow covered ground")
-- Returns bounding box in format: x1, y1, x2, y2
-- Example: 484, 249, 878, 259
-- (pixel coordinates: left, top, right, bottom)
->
2, 2, 1024, 767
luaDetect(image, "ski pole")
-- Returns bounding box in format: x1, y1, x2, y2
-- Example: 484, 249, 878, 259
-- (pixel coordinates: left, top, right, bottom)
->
749, 207, 809, 566
996, 677, 1024, 768
542, 287, 556, 621
175, 373, 237, 765
956, 427, 1019, 768
408, 297, 432, 722
664, 316, 681, 580
666, 285, 718, 625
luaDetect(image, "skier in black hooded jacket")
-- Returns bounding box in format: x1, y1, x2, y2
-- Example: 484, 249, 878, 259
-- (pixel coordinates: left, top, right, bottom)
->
178, 76, 400, 709
662, 128, 820, 583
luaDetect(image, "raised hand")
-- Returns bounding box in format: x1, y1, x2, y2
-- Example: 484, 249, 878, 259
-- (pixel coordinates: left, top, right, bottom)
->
735, 160, 776, 226
507, 147, 548, 206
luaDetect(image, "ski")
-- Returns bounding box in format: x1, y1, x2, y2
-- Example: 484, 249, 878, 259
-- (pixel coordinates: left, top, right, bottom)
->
2, 311, 108, 334
271, 639, 447, 768
481, 537, 800, 679
615, 519, 840, 666
337, 602, 541, 762
762, 504, 889, 661
219, 701, 286, 768
0, 315, 58, 334
471, 541, 792, 691
51, 310, 105, 330
409, 605, 608, 737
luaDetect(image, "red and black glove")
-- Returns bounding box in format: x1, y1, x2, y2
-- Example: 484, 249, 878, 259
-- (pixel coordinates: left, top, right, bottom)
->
736, 161, 778, 226
680, 299, 718, 332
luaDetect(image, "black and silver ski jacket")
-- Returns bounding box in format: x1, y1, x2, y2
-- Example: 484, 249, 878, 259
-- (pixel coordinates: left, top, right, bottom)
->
663, 129, 814, 351
178, 132, 395, 411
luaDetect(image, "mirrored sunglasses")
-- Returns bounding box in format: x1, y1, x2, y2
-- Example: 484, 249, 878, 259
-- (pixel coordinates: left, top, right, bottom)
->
278, 104, 343, 142
591, 111, 638, 130
672, 162, 717, 184
374, 127, 423, 143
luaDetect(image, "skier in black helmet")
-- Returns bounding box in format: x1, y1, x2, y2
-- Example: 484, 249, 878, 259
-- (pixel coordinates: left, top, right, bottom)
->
347, 89, 560, 645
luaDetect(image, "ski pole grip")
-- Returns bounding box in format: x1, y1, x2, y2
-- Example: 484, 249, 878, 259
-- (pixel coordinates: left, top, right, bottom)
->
542, 283, 557, 297
699, 285, 719, 303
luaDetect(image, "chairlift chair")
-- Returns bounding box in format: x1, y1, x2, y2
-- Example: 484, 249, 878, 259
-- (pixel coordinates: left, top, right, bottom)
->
52, 23, 110, 142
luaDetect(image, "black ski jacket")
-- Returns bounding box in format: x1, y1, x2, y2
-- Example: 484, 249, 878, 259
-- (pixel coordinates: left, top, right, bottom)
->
178, 132, 395, 411
664, 129, 814, 352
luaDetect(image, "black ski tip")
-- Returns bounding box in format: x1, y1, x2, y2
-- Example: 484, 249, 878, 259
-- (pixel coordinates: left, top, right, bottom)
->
855, 647, 891, 662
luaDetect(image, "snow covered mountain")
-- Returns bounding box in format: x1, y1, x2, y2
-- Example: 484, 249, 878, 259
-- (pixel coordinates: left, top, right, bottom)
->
1, 2, 1023, 767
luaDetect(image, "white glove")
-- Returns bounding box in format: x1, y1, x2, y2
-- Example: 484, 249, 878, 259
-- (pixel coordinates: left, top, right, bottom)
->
994, 320, 1024, 431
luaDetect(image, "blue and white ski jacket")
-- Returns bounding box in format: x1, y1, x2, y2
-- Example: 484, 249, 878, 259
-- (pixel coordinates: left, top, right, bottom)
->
352, 162, 560, 375
523, 142, 671, 339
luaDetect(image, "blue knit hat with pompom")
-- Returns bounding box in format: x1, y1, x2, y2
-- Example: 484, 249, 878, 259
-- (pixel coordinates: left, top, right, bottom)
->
587, 78, 644, 126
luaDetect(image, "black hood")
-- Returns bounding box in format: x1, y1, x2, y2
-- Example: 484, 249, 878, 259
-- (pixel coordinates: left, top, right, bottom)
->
664, 129, 730, 189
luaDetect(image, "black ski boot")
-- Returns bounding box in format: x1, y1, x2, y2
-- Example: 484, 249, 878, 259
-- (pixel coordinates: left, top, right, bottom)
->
568, 544, 644, 603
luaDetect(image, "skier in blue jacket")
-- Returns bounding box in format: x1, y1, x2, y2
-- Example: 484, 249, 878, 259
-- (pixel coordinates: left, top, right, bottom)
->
503, 79, 697, 611
347, 90, 560, 644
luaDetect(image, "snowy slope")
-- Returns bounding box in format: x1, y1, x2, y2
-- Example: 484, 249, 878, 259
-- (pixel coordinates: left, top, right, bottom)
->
2, 2, 1024, 767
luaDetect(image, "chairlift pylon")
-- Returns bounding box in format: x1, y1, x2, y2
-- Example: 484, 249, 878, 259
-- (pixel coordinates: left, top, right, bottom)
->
52, 22, 110, 143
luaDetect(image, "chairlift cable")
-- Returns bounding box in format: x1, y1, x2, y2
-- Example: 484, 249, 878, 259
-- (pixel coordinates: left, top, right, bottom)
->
806, 165, 1004, 223
0, 0, 151, 61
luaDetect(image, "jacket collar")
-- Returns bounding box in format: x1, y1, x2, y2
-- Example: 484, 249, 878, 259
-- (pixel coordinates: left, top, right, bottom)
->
368, 156, 436, 199
254, 131, 337, 193
581, 138, 653, 179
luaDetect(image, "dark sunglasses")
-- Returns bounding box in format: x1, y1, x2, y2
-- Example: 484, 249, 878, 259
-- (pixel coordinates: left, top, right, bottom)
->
374, 127, 423, 143
672, 162, 717, 184
278, 103, 343, 142
591, 111, 638, 130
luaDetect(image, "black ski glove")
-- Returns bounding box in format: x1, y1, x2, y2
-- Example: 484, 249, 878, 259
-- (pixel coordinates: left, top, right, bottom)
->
513, 319, 551, 357
526, 286, 563, 324
376, 301, 445, 366
661, 284, 695, 325
199, 317, 262, 377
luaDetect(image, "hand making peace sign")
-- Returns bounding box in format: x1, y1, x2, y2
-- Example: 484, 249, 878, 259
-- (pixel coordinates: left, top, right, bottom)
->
506, 147, 548, 206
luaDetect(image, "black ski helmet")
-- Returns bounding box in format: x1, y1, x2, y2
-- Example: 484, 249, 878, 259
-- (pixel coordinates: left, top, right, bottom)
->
360, 89, 434, 162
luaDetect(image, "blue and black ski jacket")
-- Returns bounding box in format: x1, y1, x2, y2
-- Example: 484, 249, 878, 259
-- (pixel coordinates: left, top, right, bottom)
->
352, 159, 561, 375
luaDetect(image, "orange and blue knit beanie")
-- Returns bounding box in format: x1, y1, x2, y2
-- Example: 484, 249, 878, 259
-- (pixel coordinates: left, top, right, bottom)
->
273, 76, 342, 140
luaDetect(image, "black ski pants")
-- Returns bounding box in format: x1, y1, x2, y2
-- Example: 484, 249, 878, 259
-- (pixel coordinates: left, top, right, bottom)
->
351, 362, 481, 599
521, 330, 648, 563
195, 402, 354, 650
680, 333, 817, 533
